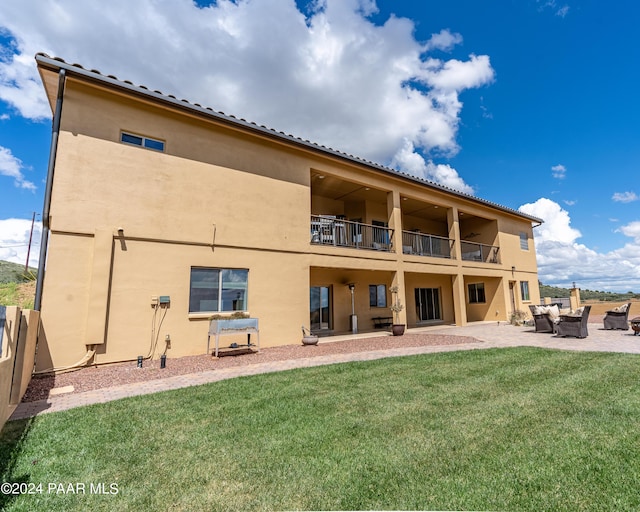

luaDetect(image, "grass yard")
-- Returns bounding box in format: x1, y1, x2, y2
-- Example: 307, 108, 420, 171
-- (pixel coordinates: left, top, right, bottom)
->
0, 281, 35, 309
2, 347, 640, 511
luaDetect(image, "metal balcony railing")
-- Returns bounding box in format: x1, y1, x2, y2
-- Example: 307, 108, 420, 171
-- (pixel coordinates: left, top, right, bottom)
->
461, 241, 500, 264
310, 215, 394, 252
402, 231, 452, 258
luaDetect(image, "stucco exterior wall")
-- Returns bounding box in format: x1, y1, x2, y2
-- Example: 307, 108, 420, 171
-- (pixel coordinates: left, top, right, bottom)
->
35, 70, 542, 371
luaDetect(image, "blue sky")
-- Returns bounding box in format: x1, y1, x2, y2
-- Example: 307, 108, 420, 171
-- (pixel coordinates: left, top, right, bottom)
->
1, 0, 639, 291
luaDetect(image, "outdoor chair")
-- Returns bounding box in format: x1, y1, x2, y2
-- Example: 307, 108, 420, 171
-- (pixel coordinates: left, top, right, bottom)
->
529, 304, 560, 333
556, 305, 591, 338
603, 303, 631, 330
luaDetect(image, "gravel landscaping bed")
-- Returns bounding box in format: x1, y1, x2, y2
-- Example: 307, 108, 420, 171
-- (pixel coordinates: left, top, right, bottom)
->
23, 332, 479, 402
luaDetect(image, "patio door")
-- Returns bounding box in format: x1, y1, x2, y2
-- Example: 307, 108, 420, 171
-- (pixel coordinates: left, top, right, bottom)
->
415, 288, 441, 322
310, 286, 332, 331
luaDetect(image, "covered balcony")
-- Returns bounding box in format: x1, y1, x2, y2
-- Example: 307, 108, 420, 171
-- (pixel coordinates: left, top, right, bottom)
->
310, 172, 393, 253
310, 215, 394, 252
460, 241, 500, 263
459, 211, 500, 264
401, 231, 452, 258
400, 196, 453, 258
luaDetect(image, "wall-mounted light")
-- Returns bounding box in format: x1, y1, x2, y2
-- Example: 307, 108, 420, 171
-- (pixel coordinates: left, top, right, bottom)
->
511, 266, 516, 276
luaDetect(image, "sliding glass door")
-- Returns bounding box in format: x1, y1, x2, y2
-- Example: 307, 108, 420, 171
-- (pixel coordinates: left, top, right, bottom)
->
415, 288, 441, 322
310, 286, 332, 331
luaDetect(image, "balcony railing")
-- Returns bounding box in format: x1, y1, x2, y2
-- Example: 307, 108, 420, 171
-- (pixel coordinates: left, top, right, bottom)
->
402, 231, 452, 258
311, 215, 394, 252
461, 241, 500, 264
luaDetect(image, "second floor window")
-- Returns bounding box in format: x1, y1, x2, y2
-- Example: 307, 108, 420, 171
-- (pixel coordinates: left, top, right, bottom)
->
121, 132, 165, 152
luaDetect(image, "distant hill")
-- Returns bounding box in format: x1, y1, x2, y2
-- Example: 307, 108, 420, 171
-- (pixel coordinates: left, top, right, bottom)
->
0, 260, 37, 284
539, 282, 640, 302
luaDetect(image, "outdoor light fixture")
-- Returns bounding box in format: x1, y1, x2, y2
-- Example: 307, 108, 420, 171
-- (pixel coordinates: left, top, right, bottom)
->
160, 354, 166, 369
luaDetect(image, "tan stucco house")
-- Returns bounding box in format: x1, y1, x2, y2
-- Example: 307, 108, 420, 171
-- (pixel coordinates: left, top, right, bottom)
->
34, 53, 542, 372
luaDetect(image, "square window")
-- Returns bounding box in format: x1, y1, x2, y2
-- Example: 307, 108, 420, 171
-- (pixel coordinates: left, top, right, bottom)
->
189, 268, 248, 313
468, 283, 486, 304
369, 284, 387, 307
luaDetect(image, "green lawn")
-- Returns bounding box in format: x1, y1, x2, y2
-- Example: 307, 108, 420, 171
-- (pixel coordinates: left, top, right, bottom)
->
2, 347, 640, 511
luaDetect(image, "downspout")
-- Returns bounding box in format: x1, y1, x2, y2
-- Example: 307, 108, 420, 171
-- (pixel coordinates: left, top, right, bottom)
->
34, 69, 66, 311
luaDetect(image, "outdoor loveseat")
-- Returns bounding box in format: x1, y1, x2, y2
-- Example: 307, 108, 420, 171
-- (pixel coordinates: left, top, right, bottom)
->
556, 305, 591, 338
529, 304, 562, 333
603, 303, 631, 330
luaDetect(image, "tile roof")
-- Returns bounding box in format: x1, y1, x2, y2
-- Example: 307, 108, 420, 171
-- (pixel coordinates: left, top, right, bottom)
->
35, 53, 542, 224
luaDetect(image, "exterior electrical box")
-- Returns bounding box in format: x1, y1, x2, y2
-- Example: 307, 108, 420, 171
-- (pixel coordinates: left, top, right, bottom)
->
159, 296, 170, 305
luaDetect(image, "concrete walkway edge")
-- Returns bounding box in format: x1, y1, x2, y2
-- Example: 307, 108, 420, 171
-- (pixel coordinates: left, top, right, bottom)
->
9, 322, 640, 421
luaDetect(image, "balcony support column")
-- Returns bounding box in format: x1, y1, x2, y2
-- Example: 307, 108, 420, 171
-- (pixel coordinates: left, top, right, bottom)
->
448, 207, 461, 260
391, 271, 407, 326
452, 273, 468, 326
387, 190, 403, 254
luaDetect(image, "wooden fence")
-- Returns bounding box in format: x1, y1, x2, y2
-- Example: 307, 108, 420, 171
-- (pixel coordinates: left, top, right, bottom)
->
0, 306, 39, 430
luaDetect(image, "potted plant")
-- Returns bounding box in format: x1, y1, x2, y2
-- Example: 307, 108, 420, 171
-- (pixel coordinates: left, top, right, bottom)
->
389, 286, 405, 336
301, 326, 319, 345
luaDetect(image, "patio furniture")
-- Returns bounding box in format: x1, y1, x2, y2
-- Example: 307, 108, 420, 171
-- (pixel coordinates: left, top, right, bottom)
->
630, 317, 640, 336
372, 316, 393, 329
603, 303, 632, 330
529, 304, 561, 333
208, 318, 260, 357
556, 306, 591, 338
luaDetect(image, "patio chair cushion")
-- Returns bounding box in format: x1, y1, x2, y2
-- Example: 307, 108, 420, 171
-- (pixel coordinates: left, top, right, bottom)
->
610, 304, 628, 313
533, 304, 560, 320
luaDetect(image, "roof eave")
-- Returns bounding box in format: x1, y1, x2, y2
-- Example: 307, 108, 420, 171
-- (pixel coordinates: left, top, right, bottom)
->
34, 53, 544, 225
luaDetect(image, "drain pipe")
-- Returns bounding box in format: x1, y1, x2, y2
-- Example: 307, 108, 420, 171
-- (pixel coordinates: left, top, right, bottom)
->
35, 69, 66, 311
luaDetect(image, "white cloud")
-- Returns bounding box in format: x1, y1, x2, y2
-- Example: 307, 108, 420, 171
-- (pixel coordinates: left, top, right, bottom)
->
0, 0, 494, 191
391, 139, 474, 194
538, 1, 570, 18
0, 145, 36, 190
519, 198, 581, 243
0, 217, 41, 267
612, 191, 638, 203
619, 221, 640, 241
551, 164, 566, 179
520, 198, 640, 291
424, 29, 463, 52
